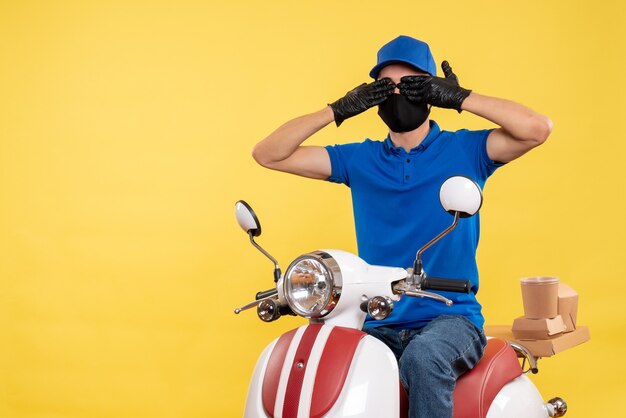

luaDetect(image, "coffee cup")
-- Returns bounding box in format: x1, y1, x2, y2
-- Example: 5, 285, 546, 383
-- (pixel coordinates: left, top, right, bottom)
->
520, 276, 560, 319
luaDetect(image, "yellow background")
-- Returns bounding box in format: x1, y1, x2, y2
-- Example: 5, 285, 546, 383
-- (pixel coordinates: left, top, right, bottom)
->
1, 1, 624, 417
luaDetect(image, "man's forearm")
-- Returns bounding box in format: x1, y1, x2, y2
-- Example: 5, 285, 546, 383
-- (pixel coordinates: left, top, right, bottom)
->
461, 93, 552, 144
252, 106, 335, 165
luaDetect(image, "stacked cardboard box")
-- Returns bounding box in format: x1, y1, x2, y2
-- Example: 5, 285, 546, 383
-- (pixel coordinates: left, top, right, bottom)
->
485, 283, 590, 357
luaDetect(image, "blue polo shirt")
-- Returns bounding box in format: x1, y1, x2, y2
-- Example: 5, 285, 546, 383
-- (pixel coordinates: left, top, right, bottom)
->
325, 120, 503, 330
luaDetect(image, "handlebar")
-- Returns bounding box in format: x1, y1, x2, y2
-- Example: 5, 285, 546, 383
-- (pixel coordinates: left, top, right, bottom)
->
256, 288, 278, 300
421, 277, 471, 294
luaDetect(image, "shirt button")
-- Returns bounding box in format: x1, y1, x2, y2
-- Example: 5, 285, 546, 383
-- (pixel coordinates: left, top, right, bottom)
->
405, 175, 410, 180
406, 158, 411, 163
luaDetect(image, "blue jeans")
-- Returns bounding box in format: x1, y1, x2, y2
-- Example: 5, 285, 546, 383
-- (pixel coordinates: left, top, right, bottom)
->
363, 315, 487, 418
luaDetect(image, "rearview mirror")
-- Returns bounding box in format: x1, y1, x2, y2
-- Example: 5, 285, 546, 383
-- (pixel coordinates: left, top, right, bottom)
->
235, 200, 262, 237
439, 176, 483, 218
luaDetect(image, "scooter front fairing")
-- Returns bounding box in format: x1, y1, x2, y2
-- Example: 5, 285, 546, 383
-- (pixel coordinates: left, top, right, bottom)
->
245, 324, 399, 418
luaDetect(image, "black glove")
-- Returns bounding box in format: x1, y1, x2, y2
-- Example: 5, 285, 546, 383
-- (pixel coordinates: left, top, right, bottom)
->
329, 78, 395, 126
397, 61, 471, 112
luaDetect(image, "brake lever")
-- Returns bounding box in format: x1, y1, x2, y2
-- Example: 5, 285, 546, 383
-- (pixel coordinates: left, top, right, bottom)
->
234, 293, 277, 314
393, 281, 453, 306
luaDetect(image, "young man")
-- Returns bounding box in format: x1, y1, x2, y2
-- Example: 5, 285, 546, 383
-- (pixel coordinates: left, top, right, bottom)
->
252, 35, 552, 418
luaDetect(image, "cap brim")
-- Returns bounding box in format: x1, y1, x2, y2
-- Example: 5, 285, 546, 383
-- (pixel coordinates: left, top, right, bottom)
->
369, 59, 433, 79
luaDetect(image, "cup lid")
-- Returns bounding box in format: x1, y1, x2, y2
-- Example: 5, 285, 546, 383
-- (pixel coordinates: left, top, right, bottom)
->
520, 276, 560, 285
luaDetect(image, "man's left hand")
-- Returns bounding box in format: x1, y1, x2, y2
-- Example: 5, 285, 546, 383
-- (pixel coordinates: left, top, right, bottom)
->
397, 61, 472, 113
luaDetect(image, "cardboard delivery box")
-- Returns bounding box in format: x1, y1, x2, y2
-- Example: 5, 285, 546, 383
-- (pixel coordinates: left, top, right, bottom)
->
557, 283, 579, 332
486, 325, 590, 358
512, 315, 567, 340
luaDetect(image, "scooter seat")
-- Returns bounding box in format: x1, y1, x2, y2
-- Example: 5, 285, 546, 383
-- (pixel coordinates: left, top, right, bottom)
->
452, 338, 523, 418
400, 338, 522, 418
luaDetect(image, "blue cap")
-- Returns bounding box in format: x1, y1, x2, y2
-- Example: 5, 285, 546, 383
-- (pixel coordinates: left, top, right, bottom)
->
369, 35, 437, 79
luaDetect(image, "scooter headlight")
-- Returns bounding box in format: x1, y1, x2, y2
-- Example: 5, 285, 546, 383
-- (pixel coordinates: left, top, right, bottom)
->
283, 251, 342, 318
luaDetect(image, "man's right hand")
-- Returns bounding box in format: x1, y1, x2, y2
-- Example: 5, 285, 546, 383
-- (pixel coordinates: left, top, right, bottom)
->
329, 78, 395, 126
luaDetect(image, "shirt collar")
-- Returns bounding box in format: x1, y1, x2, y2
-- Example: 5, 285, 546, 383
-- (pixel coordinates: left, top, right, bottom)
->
383, 120, 441, 155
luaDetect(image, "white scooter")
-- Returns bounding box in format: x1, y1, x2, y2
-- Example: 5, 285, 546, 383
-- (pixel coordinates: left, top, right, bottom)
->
234, 176, 568, 418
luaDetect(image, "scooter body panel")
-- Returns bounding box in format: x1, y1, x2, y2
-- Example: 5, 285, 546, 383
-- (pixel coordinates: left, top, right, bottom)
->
486, 375, 549, 418
243, 325, 399, 418
245, 338, 278, 418
323, 335, 399, 417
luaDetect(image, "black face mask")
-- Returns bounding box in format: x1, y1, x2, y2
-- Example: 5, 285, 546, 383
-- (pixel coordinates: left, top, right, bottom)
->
377, 94, 430, 133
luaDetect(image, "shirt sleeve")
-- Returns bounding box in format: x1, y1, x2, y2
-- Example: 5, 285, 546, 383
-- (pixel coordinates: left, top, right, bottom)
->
324, 143, 360, 187
460, 128, 505, 179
